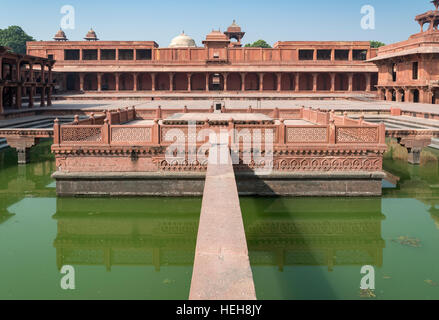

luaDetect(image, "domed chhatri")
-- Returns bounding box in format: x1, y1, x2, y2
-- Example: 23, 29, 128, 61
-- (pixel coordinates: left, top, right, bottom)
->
169, 32, 197, 48
53, 28, 68, 41
224, 20, 245, 47
84, 28, 99, 41
205, 29, 229, 42
227, 20, 242, 33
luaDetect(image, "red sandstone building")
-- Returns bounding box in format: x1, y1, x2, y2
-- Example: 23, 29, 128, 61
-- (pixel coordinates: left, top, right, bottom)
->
0, 46, 54, 114
371, 0, 439, 104
26, 23, 379, 95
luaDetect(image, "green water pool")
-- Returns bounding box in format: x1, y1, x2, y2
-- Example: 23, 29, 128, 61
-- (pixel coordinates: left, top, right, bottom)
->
0, 142, 438, 299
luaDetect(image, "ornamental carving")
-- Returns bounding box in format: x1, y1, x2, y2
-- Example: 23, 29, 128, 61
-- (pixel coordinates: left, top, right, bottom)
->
61, 127, 102, 142
111, 127, 152, 143
287, 127, 328, 143
274, 157, 382, 171
336, 127, 378, 143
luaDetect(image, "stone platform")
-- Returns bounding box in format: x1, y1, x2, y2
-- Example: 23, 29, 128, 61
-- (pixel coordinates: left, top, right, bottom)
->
50, 107, 387, 197
52, 171, 385, 197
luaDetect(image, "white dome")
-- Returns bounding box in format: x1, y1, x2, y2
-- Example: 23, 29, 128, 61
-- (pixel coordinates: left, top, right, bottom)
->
169, 32, 197, 48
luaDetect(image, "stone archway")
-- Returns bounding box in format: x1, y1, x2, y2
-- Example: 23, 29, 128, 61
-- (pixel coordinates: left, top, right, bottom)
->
281, 74, 295, 91
335, 74, 348, 91
119, 74, 134, 91
226, 73, 241, 91
353, 74, 366, 91
191, 73, 206, 91
173, 73, 189, 91
299, 74, 313, 91
102, 74, 116, 91
155, 73, 170, 91
66, 73, 80, 91
263, 73, 277, 91
84, 73, 98, 91
138, 73, 152, 91
317, 73, 331, 91
245, 73, 259, 91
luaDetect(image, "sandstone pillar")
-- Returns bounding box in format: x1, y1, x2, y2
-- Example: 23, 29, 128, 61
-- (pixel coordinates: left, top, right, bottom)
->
259, 73, 264, 91
133, 73, 138, 91
16, 60, 21, 82
29, 63, 34, 82
205, 73, 209, 92
41, 64, 45, 84
169, 73, 174, 91
115, 73, 120, 91
385, 89, 393, 101
330, 73, 336, 92
223, 73, 228, 91
396, 89, 402, 102
79, 73, 84, 91
276, 73, 282, 92
295, 73, 300, 92
47, 86, 52, 106
348, 73, 353, 92
48, 66, 53, 85
97, 73, 102, 92
422, 88, 433, 104
187, 73, 192, 92
16, 86, 22, 109
407, 148, 422, 165
151, 73, 156, 91
312, 73, 317, 92
29, 86, 34, 107
40, 86, 46, 107
365, 73, 371, 91
241, 73, 246, 91
404, 89, 410, 102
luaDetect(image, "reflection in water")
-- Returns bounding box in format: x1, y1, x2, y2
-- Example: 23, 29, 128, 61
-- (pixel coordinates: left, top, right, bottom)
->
0, 142, 55, 225
2, 142, 439, 299
384, 149, 439, 230
53, 198, 200, 272
242, 198, 385, 272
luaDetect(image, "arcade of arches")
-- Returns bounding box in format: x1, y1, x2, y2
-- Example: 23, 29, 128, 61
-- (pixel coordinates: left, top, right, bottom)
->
378, 87, 439, 104
64, 72, 377, 93
0, 47, 54, 114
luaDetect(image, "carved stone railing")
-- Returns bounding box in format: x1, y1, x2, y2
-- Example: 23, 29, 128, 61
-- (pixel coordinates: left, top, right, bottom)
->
54, 112, 385, 148
52, 108, 387, 173
136, 106, 303, 121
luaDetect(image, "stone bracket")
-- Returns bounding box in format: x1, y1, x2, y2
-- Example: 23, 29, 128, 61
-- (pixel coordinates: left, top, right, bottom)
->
6, 136, 39, 164
398, 135, 432, 165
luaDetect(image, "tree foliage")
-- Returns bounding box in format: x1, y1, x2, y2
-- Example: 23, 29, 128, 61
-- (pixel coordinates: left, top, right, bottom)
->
0, 26, 35, 54
245, 39, 272, 48
370, 40, 386, 49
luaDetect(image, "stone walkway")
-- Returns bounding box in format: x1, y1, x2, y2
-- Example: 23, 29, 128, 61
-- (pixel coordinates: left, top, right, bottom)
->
4, 97, 439, 115
189, 144, 256, 300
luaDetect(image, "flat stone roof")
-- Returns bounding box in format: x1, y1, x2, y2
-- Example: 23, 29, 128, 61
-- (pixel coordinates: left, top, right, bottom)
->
368, 46, 439, 62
